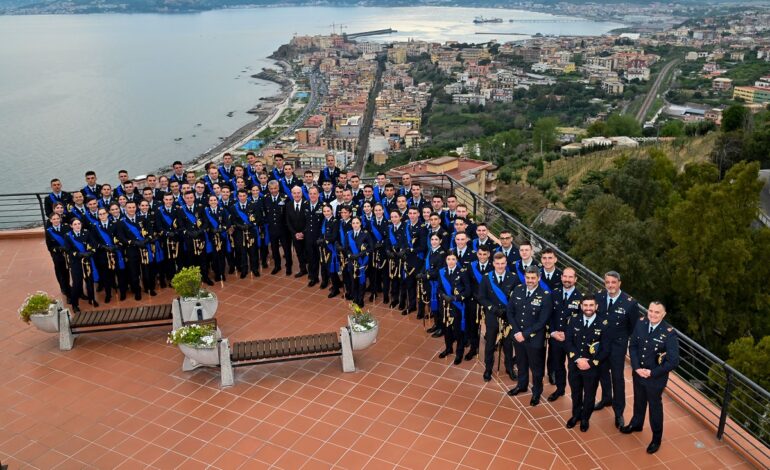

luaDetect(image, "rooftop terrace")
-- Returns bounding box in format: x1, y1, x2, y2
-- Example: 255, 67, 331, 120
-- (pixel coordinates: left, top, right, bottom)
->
0, 235, 758, 469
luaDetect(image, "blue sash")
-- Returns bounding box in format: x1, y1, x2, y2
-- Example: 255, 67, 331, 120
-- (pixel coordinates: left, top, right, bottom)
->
322, 219, 339, 272
97, 226, 125, 269
218, 165, 232, 184
67, 232, 99, 282
439, 268, 465, 331
388, 226, 398, 247
347, 232, 368, 285
115, 185, 125, 197
301, 186, 310, 201
234, 204, 260, 247
85, 211, 99, 227
449, 230, 457, 250
339, 223, 348, 249
488, 271, 509, 306
425, 251, 439, 312
98, 198, 112, 209
280, 178, 293, 198
47, 227, 67, 247
373, 188, 383, 203
405, 222, 423, 259
370, 220, 383, 242
470, 261, 482, 284
158, 207, 174, 229
443, 211, 452, 228
124, 221, 156, 263
515, 262, 526, 284
83, 186, 98, 199
205, 208, 231, 253
272, 167, 282, 181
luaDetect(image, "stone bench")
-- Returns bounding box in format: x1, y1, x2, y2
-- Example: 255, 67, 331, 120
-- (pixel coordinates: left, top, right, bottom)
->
59, 304, 173, 350
216, 329, 355, 387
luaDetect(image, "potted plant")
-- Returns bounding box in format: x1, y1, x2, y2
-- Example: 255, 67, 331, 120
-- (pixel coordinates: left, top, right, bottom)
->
171, 266, 218, 322
347, 303, 378, 350
19, 291, 59, 333
167, 322, 219, 367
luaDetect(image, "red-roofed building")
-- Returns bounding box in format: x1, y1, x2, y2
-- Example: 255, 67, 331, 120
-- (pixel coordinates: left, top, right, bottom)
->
387, 156, 498, 203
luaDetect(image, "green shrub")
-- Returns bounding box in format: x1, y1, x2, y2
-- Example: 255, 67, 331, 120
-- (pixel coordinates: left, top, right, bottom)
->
19, 291, 55, 323
167, 323, 216, 347
171, 266, 204, 298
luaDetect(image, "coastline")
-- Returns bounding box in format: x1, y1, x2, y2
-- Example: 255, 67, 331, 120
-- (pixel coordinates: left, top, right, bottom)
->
152, 59, 296, 176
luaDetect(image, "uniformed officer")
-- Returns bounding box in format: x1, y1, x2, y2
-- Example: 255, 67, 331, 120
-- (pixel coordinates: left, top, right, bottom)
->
155, 194, 181, 284
318, 154, 340, 187
511, 241, 541, 286
117, 201, 157, 299
344, 217, 372, 307
507, 266, 553, 406
45, 213, 71, 299
595, 271, 640, 429
92, 208, 126, 304
385, 210, 407, 308
419, 232, 446, 330
65, 218, 98, 312
437, 252, 471, 365
399, 208, 426, 315
45, 178, 72, 217
176, 191, 213, 285
264, 180, 292, 275
495, 230, 520, 275
229, 189, 261, 278
466, 245, 493, 361
318, 205, 342, 298
478, 252, 517, 382
366, 203, 389, 302
622, 301, 679, 455
547, 267, 582, 402
564, 295, 611, 432
202, 194, 231, 283
540, 248, 562, 291
472, 223, 499, 252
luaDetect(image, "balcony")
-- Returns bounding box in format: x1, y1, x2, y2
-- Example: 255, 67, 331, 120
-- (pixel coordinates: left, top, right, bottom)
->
1, 177, 768, 469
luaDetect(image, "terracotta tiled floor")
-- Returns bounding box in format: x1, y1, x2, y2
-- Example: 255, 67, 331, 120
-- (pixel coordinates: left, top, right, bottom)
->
0, 237, 756, 469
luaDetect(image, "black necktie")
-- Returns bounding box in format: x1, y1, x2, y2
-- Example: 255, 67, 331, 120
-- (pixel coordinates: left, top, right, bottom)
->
564, 292, 568, 301
584, 319, 588, 328
649, 325, 654, 334
448, 269, 453, 276
498, 275, 503, 284
608, 298, 615, 310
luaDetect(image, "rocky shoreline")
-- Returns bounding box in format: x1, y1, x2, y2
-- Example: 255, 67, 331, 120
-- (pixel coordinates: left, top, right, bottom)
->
152, 59, 295, 175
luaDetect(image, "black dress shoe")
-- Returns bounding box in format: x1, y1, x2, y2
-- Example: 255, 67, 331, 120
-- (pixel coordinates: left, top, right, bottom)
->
149, 290, 157, 296
389, 300, 398, 308
530, 396, 540, 406
382, 296, 390, 304
438, 349, 453, 359
271, 267, 281, 275
308, 279, 317, 287
615, 416, 625, 429
426, 325, 438, 333
397, 303, 406, 310
104, 297, 111, 304
120, 293, 127, 301
328, 290, 340, 299
416, 312, 425, 319
565, 417, 577, 429
646, 441, 661, 454
72, 306, 81, 313
594, 399, 612, 411
80, 294, 89, 300
620, 424, 643, 434
134, 293, 142, 301
90, 300, 99, 308
320, 280, 329, 289
240, 272, 248, 279
453, 356, 462, 365
369, 293, 375, 302
431, 329, 443, 338
344, 293, 352, 300
483, 371, 492, 382
507, 387, 524, 396
203, 279, 214, 286
508, 369, 517, 381
464, 350, 477, 361
294, 270, 307, 278
401, 309, 409, 316
285, 269, 292, 276
262, 263, 269, 269
547, 391, 564, 402
252, 270, 260, 277
159, 280, 167, 289
580, 420, 589, 432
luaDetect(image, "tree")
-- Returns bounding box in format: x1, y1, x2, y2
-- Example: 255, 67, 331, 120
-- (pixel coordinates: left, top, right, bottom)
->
659, 120, 685, 137
721, 104, 750, 133
666, 161, 770, 352
532, 117, 559, 154
604, 150, 677, 220
604, 113, 643, 137
567, 195, 670, 304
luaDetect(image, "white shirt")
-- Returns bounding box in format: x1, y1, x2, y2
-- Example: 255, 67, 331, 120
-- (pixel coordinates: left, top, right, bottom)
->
583, 315, 595, 328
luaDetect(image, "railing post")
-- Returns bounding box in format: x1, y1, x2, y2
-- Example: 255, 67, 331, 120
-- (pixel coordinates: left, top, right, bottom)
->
717, 367, 735, 440
35, 193, 46, 226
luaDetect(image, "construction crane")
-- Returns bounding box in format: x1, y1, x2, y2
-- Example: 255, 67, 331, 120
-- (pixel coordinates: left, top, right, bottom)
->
328, 23, 347, 35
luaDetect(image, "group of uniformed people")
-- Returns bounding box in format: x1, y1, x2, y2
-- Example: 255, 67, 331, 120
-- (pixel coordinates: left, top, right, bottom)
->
43, 153, 678, 454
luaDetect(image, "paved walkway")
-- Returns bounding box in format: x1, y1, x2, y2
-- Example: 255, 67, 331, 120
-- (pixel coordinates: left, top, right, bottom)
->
0, 237, 753, 469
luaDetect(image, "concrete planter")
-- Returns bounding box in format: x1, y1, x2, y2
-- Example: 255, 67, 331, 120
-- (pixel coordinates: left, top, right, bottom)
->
178, 294, 218, 323
179, 343, 220, 367
30, 302, 60, 333
348, 315, 379, 351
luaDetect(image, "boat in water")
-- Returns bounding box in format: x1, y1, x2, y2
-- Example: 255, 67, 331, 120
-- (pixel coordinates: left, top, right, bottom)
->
473, 16, 503, 24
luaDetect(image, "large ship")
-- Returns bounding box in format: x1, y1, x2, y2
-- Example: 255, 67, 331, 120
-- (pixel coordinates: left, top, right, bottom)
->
473, 16, 503, 24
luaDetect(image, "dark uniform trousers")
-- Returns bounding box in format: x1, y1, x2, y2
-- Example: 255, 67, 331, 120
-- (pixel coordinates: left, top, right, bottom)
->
548, 288, 583, 393
629, 319, 679, 443
467, 262, 492, 355
596, 291, 640, 417
566, 315, 610, 424
508, 285, 553, 398
439, 267, 470, 360
479, 272, 517, 376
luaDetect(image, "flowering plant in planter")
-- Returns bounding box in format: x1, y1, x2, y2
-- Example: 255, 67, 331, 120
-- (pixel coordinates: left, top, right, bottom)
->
349, 303, 376, 332
18, 291, 55, 324
167, 323, 217, 349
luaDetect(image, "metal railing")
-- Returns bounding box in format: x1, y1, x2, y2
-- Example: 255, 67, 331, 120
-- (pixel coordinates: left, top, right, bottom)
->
0, 193, 48, 230
3, 175, 770, 462
364, 173, 770, 463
